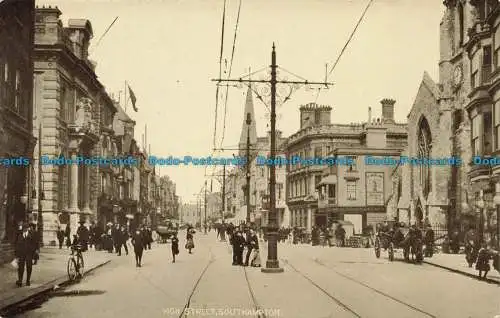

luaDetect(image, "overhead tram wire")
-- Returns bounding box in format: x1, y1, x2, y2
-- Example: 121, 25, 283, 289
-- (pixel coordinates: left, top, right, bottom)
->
213, 0, 227, 149
314, 0, 374, 102
219, 0, 242, 149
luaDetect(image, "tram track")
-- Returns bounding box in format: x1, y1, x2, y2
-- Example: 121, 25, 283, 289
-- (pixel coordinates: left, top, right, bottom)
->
179, 240, 266, 318
178, 247, 215, 318
312, 258, 437, 318
281, 256, 437, 318
281, 258, 362, 318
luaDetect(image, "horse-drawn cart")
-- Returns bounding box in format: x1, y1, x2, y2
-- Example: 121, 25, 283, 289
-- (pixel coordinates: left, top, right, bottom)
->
374, 223, 424, 263
156, 226, 176, 243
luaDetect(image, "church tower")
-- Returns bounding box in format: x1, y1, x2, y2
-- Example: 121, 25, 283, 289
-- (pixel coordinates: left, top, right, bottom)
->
238, 85, 258, 157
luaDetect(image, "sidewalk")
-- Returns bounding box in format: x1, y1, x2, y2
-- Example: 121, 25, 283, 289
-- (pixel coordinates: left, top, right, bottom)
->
424, 253, 500, 284
0, 246, 112, 312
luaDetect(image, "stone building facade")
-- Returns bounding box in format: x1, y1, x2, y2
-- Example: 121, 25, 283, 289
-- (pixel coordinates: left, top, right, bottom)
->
462, 0, 500, 244
285, 103, 336, 232
395, 1, 500, 241
315, 100, 407, 234
0, 0, 35, 264
32, 6, 115, 244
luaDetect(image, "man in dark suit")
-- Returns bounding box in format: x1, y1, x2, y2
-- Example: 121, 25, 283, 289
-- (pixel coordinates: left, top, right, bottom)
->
131, 228, 144, 267
15, 223, 37, 287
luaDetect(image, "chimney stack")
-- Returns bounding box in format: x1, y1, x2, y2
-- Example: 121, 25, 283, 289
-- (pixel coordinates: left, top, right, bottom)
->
368, 107, 372, 123
381, 98, 396, 123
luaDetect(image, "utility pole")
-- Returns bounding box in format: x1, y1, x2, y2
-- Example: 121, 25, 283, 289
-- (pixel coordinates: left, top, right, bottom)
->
212, 43, 332, 273
37, 123, 43, 246
204, 180, 208, 234
246, 113, 251, 225
222, 164, 226, 222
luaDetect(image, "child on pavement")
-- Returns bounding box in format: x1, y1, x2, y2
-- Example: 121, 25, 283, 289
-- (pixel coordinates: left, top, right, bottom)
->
171, 232, 179, 263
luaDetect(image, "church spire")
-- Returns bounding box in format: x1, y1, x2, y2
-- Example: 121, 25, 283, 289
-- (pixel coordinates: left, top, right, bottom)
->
239, 85, 258, 151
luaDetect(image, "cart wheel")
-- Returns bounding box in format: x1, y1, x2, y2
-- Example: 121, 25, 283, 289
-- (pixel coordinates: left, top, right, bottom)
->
388, 242, 394, 262
374, 237, 381, 258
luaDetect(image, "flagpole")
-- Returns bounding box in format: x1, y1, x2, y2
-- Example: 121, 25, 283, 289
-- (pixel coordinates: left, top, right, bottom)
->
145, 124, 147, 153
124, 80, 128, 113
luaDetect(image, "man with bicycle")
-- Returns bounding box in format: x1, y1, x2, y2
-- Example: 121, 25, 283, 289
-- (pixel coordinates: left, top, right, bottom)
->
76, 221, 89, 252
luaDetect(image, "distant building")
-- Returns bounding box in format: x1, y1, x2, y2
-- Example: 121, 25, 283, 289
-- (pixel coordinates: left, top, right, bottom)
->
230, 86, 289, 226
0, 0, 35, 264
316, 100, 407, 234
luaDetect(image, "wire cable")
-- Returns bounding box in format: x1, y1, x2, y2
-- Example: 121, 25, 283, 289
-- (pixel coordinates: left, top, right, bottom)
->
316, 0, 374, 102
219, 0, 242, 149
328, 0, 374, 77
213, 0, 227, 149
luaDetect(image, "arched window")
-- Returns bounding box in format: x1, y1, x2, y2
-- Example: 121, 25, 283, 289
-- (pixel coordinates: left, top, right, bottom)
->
418, 117, 432, 198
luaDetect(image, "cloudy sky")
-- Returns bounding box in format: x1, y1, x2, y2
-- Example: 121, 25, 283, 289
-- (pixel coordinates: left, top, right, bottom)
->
35, 0, 444, 202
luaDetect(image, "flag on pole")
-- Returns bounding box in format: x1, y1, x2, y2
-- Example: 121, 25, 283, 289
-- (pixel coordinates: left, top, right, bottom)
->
128, 84, 138, 112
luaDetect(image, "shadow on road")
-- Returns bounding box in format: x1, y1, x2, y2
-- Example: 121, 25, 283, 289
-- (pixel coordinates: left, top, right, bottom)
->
51, 289, 106, 297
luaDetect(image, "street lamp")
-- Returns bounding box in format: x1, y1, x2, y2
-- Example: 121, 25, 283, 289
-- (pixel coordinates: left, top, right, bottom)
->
493, 183, 500, 251
476, 190, 485, 244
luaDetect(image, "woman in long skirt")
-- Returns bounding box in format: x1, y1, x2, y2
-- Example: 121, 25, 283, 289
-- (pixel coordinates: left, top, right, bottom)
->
185, 228, 194, 254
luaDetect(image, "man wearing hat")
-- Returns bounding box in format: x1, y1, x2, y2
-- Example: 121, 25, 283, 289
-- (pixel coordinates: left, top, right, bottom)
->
76, 221, 89, 252
15, 223, 37, 287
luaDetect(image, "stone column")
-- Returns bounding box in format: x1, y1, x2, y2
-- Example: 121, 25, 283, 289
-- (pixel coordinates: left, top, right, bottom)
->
306, 207, 312, 232
82, 165, 92, 217
68, 150, 80, 234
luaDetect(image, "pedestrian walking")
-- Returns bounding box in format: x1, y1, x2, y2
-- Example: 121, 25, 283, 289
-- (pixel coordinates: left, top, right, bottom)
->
57, 226, 65, 249
476, 241, 491, 279
117, 226, 129, 256
131, 228, 144, 267
112, 224, 120, 253
145, 227, 153, 250
185, 227, 195, 254
29, 223, 40, 265
65, 223, 71, 248
231, 230, 245, 265
15, 223, 37, 287
171, 232, 179, 263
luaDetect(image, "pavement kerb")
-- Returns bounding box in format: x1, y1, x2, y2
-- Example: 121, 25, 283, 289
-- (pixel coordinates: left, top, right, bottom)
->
0, 259, 112, 314
423, 260, 500, 285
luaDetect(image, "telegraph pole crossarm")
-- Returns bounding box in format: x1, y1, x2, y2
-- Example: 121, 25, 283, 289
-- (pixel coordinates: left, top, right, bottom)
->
211, 44, 332, 274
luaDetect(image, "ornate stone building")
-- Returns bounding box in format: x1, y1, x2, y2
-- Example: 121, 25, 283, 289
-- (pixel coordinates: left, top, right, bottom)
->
0, 0, 35, 264
462, 0, 499, 243
285, 103, 335, 232
33, 6, 115, 243
396, 1, 500, 241
314, 100, 407, 234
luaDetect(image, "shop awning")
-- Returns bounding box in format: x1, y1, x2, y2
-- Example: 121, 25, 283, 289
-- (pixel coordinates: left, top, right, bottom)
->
317, 175, 337, 187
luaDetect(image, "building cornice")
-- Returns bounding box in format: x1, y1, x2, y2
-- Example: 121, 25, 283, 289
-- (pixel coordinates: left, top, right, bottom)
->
34, 44, 103, 93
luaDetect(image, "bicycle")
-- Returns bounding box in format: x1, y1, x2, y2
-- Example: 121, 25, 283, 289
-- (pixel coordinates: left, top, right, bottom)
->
67, 244, 85, 281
